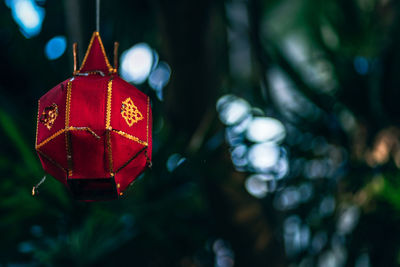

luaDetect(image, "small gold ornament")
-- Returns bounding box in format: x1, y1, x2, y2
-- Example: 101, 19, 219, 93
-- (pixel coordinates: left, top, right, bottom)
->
39, 103, 58, 130
121, 97, 143, 126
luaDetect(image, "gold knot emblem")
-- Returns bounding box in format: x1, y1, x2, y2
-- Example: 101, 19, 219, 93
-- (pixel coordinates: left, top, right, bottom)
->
121, 97, 143, 127
39, 103, 58, 130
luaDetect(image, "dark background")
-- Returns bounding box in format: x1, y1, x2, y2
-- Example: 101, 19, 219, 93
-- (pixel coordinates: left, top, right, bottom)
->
1, 0, 400, 266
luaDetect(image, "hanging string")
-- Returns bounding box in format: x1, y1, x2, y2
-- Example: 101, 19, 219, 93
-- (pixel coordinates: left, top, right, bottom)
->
32, 176, 47, 196
96, 0, 100, 32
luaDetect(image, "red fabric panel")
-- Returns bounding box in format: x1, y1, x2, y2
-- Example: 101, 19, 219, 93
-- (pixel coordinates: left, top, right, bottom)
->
68, 130, 109, 179
115, 150, 147, 194
69, 76, 108, 130
110, 130, 145, 172
38, 131, 68, 171
110, 77, 148, 143
36, 80, 68, 145
79, 32, 112, 74
37, 150, 67, 185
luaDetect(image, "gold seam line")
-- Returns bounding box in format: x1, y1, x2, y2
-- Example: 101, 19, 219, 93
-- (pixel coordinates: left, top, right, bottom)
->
116, 146, 147, 173
146, 97, 150, 168
111, 129, 148, 146
66, 131, 73, 176
36, 149, 67, 174
36, 126, 102, 149
69, 127, 100, 139
106, 77, 114, 173
106, 129, 113, 173
35, 100, 40, 148
78, 32, 95, 72
146, 96, 149, 144
106, 78, 113, 128
36, 129, 65, 149
96, 32, 114, 73
78, 32, 114, 74
65, 81, 72, 128
65, 80, 73, 175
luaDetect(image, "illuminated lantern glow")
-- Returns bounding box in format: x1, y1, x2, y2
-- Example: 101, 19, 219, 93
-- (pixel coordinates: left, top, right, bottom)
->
35, 32, 152, 201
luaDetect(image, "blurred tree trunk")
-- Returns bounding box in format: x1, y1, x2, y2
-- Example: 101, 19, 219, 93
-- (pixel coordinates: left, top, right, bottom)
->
63, 0, 83, 68
156, 0, 222, 135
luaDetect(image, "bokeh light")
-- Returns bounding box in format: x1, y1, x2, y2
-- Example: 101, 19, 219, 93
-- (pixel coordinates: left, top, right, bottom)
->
298, 183, 314, 203
245, 174, 268, 198
283, 215, 310, 257
216, 95, 251, 126
166, 153, 186, 172
5, 0, 45, 38
337, 205, 360, 235
247, 143, 280, 172
354, 56, 369, 75
319, 195, 336, 217
246, 117, 286, 143
44, 36, 66, 60
148, 61, 171, 91
213, 239, 235, 267
120, 43, 154, 84
230, 144, 248, 169
274, 187, 301, 210
311, 231, 328, 255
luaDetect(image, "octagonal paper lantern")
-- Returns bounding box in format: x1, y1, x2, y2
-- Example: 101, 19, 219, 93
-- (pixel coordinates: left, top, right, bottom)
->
35, 32, 152, 201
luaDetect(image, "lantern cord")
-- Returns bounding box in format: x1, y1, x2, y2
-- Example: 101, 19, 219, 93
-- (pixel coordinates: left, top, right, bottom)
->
96, 0, 100, 32
32, 176, 47, 196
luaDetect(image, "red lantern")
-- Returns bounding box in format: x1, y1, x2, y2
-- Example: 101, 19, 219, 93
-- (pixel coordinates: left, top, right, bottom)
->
35, 32, 152, 201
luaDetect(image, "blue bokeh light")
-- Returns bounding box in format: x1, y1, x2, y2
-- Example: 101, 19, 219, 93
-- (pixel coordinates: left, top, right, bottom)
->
148, 62, 171, 91
6, 0, 45, 38
44, 36, 67, 60
354, 56, 369, 75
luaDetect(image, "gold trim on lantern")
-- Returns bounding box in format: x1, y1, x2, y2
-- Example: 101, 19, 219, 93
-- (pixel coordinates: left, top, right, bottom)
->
36, 129, 66, 149
65, 80, 73, 175
39, 103, 58, 130
66, 131, 73, 176
105, 77, 114, 173
111, 129, 148, 146
146, 96, 149, 144
116, 146, 147, 173
36, 149, 67, 174
35, 100, 40, 148
78, 32, 114, 74
106, 78, 113, 129
36, 126, 102, 150
65, 81, 72, 128
68, 126, 100, 139
106, 129, 114, 173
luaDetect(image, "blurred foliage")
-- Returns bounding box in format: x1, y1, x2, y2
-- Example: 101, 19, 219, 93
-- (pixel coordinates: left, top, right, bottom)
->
2, 0, 400, 266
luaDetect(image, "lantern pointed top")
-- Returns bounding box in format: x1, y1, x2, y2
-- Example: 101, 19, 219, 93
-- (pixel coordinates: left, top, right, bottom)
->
76, 31, 115, 75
